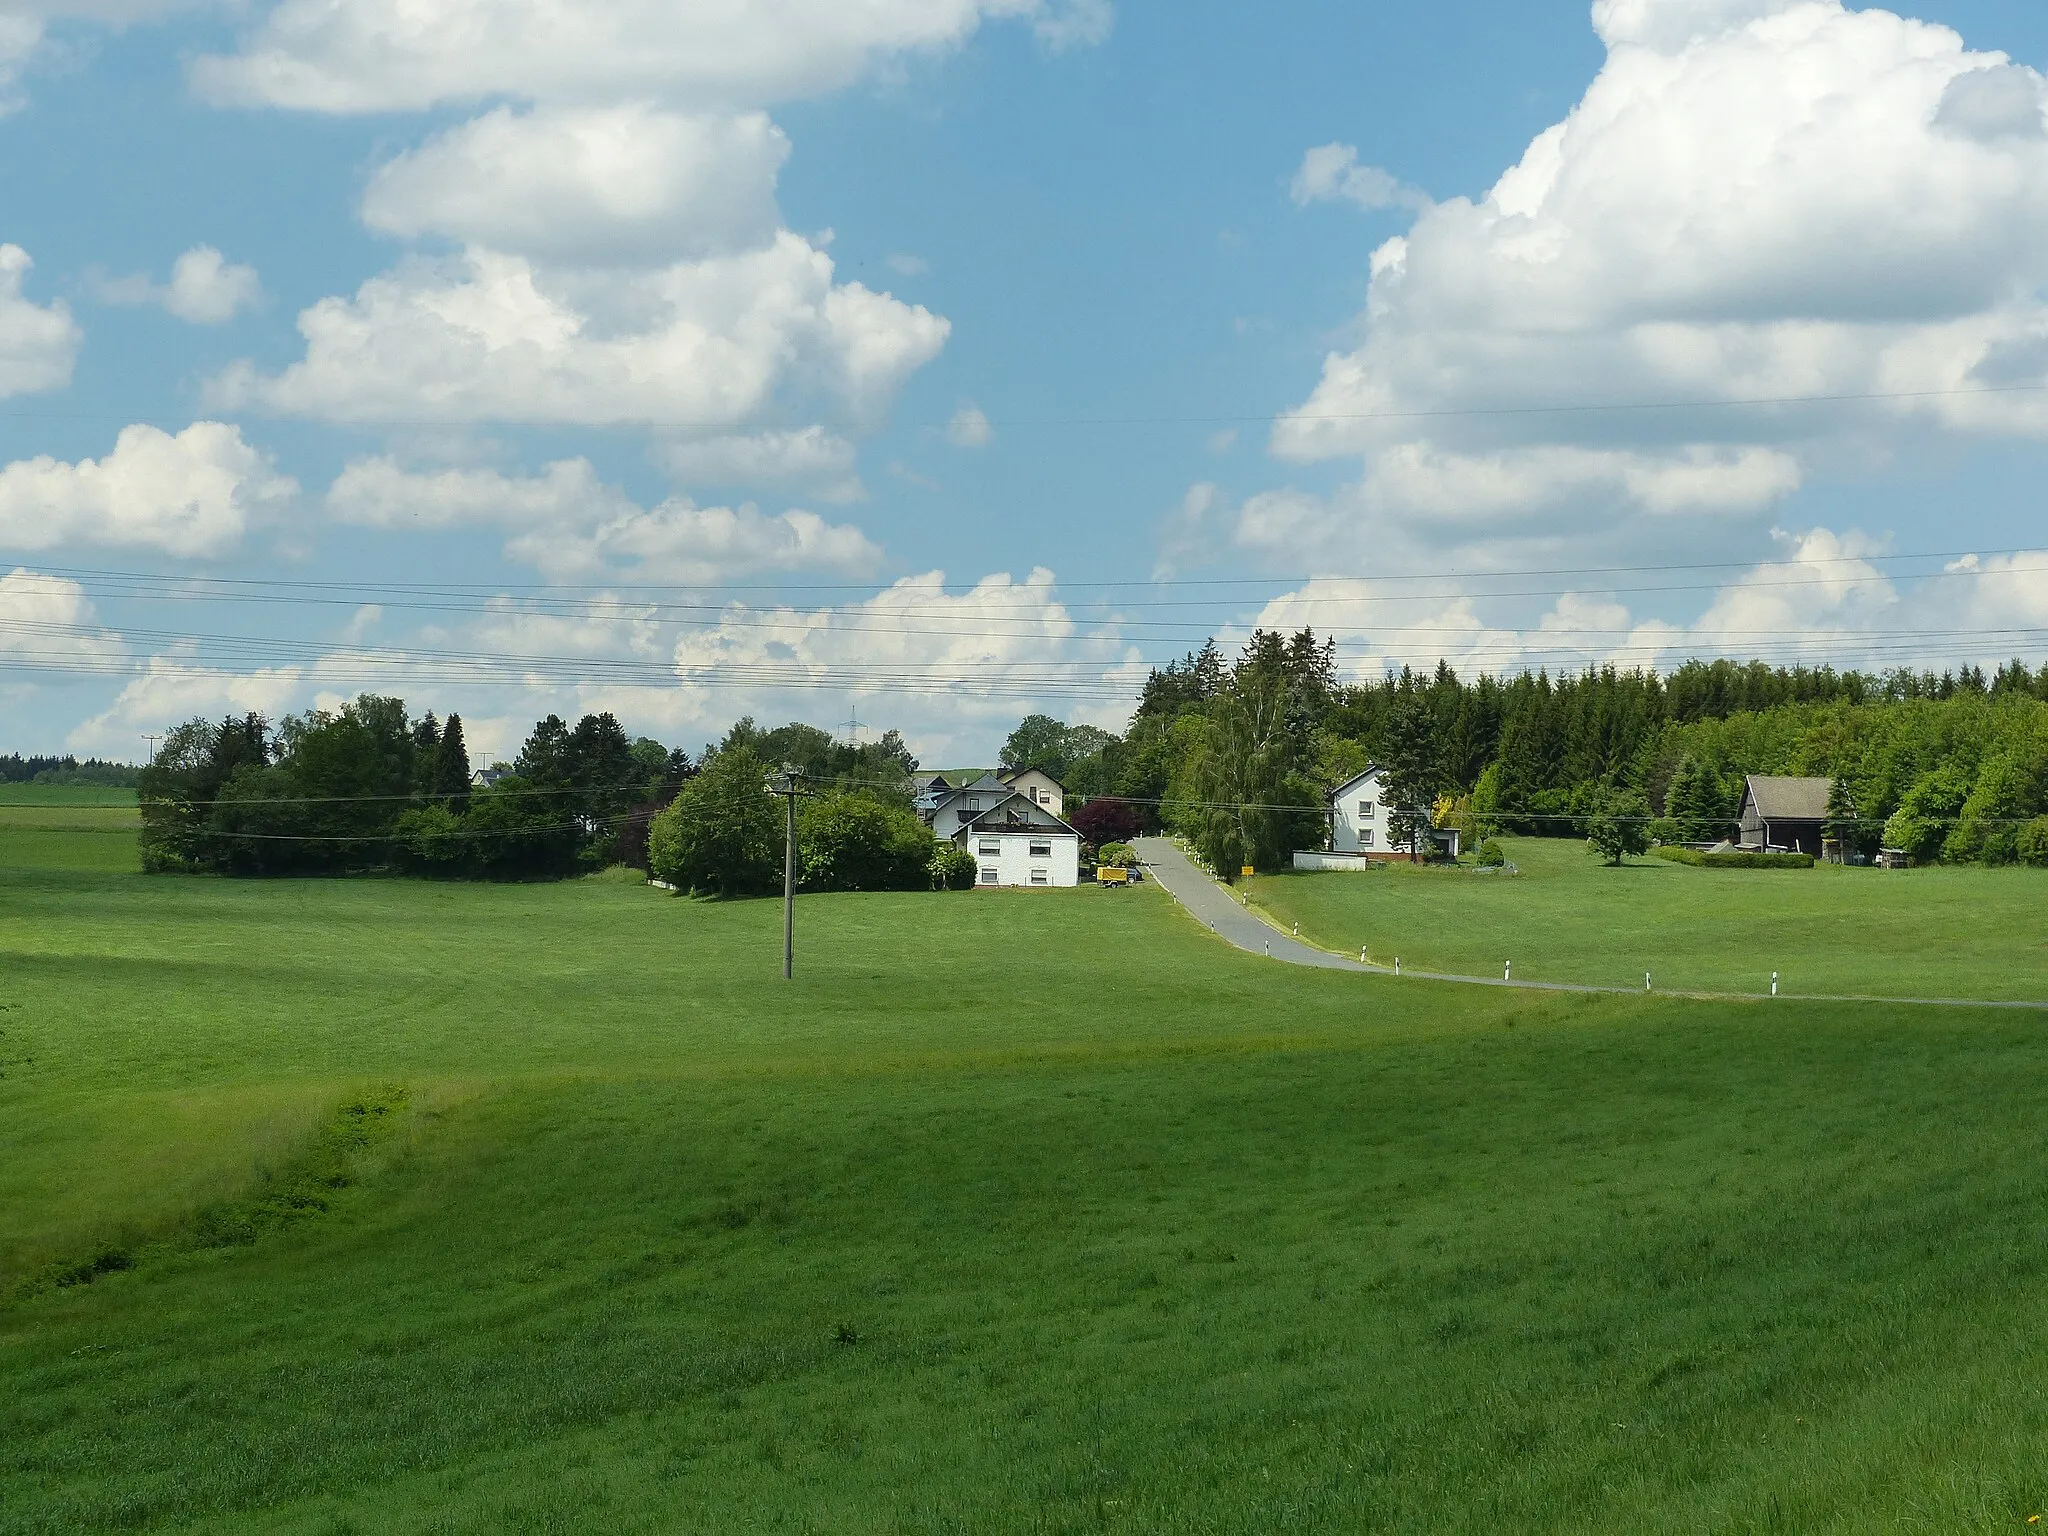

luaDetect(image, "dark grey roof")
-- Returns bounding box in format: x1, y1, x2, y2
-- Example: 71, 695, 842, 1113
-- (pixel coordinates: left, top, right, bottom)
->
1744, 774, 1833, 822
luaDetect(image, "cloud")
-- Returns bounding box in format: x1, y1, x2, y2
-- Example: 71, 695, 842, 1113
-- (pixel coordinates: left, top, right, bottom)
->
0, 568, 124, 679
1242, 1, 2048, 573
192, 0, 1110, 113
96, 244, 261, 324
362, 106, 789, 264
68, 656, 305, 757
885, 253, 929, 277
1238, 524, 2048, 682
945, 400, 993, 448
0, 422, 296, 556
1289, 143, 1430, 213
326, 455, 881, 581
667, 566, 1143, 751
212, 233, 949, 428
0, 244, 79, 396
655, 426, 861, 499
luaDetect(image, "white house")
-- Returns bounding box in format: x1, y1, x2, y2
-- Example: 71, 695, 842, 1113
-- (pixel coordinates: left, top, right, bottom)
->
998, 767, 1064, 817
918, 772, 1015, 841
953, 794, 1081, 887
1330, 765, 1390, 853
1297, 765, 1459, 867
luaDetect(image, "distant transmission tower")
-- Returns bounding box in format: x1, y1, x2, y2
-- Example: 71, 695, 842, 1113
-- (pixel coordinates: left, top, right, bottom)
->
841, 706, 863, 746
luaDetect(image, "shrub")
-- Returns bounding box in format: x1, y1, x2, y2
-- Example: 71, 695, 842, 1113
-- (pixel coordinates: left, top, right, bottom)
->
930, 845, 978, 890
1097, 842, 1136, 868
2019, 816, 2048, 868
1653, 846, 1815, 869
1475, 839, 1506, 868
393, 804, 471, 877
798, 792, 934, 892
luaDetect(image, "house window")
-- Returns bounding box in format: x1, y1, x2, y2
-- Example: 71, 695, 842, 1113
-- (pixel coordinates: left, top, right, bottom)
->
1358, 800, 1373, 818
979, 839, 1000, 856
1359, 829, 1373, 848
1029, 840, 1052, 857
967, 797, 980, 811
979, 866, 999, 884
1030, 869, 1048, 885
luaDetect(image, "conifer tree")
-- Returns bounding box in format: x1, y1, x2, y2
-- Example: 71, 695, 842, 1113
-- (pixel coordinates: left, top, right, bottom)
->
434, 714, 472, 811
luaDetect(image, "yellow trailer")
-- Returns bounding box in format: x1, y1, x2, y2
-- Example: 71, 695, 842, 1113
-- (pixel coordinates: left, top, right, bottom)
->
1096, 866, 1130, 886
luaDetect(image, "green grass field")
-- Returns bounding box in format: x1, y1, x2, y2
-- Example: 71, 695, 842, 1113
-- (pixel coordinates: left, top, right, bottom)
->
1246, 836, 2048, 1002
8, 810, 2048, 1531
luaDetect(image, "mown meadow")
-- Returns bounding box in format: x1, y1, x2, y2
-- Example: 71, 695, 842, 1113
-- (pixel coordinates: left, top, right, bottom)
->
1246, 836, 2048, 1002
5, 793, 2048, 1532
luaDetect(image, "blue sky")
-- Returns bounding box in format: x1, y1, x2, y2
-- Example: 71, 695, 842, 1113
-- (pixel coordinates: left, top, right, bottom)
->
4, 0, 2048, 764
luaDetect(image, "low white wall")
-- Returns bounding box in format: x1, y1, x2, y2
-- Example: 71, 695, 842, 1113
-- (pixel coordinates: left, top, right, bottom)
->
1291, 851, 1388, 873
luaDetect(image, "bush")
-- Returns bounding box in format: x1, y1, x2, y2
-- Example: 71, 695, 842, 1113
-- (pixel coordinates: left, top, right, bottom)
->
1097, 842, 1136, 868
1475, 839, 1506, 868
1653, 846, 1815, 869
798, 792, 934, 892
930, 845, 978, 890
2019, 816, 2048, 868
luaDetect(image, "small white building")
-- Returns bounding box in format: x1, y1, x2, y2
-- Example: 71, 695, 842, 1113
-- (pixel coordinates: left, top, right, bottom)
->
953, 794, 1081, 888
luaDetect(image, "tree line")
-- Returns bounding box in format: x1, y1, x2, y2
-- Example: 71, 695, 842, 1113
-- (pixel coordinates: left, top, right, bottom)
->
0, 754, 140, 787
138, 698, 975, 892
1002, 637, 2048, 875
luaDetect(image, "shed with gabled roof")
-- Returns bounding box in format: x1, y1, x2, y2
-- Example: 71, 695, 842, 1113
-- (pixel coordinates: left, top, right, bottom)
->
1737, 774, 1834, 855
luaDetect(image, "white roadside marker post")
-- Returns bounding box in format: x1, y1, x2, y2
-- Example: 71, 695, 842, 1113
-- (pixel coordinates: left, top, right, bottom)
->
1772, 971, 1779, 997
1505, 959, 1512, 983
1395, 957, 1401, 976
1645, 971, 1652, 992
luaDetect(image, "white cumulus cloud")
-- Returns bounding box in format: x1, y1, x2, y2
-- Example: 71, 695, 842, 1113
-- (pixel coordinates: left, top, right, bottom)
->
1289, 143, 1429, 213
213, 234, 948, 428
97, 244, 262, 324
191, 0, 1111, 112
945, 400, 993, 448
0, 244, 79, 396
0, 567, 124, 677
655, 427, 862, 499
361, 106, 790, 264
0, 422, 296, 556
326, 455, 881, 581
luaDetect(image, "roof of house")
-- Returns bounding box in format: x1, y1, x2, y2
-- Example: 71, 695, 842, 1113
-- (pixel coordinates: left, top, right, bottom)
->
1743, 774, 1833, 822
957, 793, 1079, 837
1328, 764, 1384, 800
917, 768, 994, 789
998, 766, 1064, 789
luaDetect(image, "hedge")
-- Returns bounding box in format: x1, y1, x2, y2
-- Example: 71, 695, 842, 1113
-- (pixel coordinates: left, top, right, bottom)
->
1653, 846, 1816, 869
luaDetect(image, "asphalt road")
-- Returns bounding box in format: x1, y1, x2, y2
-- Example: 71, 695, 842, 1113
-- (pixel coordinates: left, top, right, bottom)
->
1129, 837, 2048, 1010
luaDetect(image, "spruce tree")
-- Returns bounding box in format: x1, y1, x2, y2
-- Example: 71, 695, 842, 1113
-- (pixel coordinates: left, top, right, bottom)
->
1381, 690, 1440, 859
434, 714, 473, 811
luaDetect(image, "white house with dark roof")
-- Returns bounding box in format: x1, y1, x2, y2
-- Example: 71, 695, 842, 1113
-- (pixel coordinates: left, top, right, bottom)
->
998, 766, 1064, 817
1293, 764, 1459, 867
953, 794, 1081, 887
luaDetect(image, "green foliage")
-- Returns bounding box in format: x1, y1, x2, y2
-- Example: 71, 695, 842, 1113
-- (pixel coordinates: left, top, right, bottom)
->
796, 792, 934, 892
929, 844, 978, 890
2019, 816, 2048, 868
1096, 842, 1136, 868
1381, 690, 1440, 857
1475, 838, 1506, 868
1167, 673, 1323, 878
719, 717, 919, 803
1652, 846, 1816, 869
1584, 786, 1651, 865
647, 747, 783, 897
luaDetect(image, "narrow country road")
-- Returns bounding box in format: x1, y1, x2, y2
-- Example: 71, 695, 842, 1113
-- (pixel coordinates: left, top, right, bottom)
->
1129, 836, 2048, 1011
1131, 837, 1367, 972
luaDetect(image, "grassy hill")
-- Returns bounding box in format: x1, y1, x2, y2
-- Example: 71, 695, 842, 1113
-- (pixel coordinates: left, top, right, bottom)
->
1245, 836, 2048, 1002
6, 817, 2048, 1530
